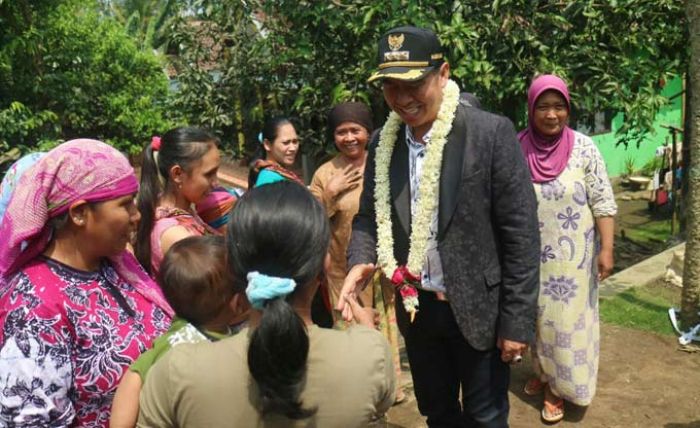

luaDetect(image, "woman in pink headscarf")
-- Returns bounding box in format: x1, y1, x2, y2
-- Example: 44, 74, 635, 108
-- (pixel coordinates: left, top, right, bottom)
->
0, 140, 173, 427
518, 75, 617, 423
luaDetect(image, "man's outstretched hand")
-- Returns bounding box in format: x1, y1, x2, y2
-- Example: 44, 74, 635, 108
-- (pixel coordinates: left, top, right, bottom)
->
336, 263, 375, 322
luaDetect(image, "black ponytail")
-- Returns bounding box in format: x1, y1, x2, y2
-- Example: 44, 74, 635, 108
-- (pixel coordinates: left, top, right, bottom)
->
246, 143, 266, 189
135, 143, 162, 274
227, 181, 329, 419
248, 298, 313, 418
135, 127, 219, 275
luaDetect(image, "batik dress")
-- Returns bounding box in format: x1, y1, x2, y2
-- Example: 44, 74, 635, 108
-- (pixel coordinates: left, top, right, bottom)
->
531, 131, 617, 405
0, 257, 172, 426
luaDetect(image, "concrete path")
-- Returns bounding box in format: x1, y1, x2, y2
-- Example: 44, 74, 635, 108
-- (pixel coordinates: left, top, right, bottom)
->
599, 242, 684, 298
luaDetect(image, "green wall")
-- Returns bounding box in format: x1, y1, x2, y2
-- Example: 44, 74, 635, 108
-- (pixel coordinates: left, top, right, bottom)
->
590, 77, 683, 177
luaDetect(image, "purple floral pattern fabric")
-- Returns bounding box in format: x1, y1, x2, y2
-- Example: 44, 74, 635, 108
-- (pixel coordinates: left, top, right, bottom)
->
530, 132, 616, 406
540, 245, 555, 263
557, 206, 581, 230
540, 179, 566, 201
542, 275, 578, 304
0, 257, 171, 426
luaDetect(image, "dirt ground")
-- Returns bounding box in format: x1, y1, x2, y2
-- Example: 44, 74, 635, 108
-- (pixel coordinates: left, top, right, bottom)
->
387, 195, 698, 427
387, 196, 699, 427
387, 324, 700, 428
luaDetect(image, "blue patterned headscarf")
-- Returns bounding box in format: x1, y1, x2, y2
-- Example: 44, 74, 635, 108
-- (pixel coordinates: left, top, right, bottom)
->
0, 152, 46, 220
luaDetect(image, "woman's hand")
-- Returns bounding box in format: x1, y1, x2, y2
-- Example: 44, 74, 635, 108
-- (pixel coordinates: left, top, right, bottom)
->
324, 164, 363, 199
336, 263, 375, 321
597, 248, 614, 281
343, 292, 377, 328
594, 216, 615, 281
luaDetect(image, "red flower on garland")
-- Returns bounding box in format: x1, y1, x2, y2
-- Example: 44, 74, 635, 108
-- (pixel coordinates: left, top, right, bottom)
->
390, 266, 420, 322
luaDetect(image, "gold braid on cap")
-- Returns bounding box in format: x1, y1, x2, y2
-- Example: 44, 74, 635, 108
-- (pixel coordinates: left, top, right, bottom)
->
368, 69, 426, 83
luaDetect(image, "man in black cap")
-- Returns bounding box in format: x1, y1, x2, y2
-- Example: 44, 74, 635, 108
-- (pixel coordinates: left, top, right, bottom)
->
338, 26, 540, 427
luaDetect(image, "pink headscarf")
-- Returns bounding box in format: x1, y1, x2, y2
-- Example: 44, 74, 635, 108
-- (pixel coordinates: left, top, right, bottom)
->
517, 74, 575, 183
0, 139, 173, 315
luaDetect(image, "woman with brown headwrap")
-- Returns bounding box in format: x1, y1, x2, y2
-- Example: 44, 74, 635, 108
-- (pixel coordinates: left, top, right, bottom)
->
310, 101, 405, 403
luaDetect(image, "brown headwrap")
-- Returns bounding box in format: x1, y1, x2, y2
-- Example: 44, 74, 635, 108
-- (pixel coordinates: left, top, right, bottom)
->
327, 102, 374, 140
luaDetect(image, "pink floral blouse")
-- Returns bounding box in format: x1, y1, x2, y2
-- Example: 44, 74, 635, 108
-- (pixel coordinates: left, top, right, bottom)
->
150, 206, 217, 277
0, 256, 172, 426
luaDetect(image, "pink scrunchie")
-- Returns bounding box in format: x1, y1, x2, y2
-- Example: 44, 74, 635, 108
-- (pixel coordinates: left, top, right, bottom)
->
151, 136, 162, 151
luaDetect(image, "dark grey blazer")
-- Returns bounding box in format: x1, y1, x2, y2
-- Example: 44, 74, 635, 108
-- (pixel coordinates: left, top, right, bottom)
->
347, 102, 540, 350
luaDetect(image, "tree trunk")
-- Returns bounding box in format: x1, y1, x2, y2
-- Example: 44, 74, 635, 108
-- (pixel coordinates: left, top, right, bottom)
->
234, 95, 245, 157
681, 0, 700, 329
681, 74, 690, 235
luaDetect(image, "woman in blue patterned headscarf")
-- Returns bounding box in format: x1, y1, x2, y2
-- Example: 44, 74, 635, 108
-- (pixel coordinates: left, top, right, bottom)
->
0, 152, 45, 220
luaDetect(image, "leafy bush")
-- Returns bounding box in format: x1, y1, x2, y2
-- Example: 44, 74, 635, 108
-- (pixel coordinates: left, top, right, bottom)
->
165, 0, 685, 163
640, 156, 664, 177
0, 0, 171, 155
623, 156, 637, 178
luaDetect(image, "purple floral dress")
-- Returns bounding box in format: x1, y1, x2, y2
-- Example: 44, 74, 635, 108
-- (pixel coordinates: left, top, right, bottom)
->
0, 257, 171, 426
531, 132, 617, 405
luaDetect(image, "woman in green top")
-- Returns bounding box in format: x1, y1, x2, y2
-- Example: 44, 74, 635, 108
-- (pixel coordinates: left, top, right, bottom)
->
248, 116, 304, 188
110, 235, 248, 428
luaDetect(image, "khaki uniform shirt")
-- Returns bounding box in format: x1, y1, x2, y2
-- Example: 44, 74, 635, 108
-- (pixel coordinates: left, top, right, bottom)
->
137, 325, 395, 428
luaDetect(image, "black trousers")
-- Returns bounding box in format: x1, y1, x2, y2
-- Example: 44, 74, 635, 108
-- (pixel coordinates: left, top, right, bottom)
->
402, 290, 510, 428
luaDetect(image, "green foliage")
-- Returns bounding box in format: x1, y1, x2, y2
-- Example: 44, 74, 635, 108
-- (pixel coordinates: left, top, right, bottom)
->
600, 281, 679, 336
625, 220, 672, 244
165, 0, 685, 162
0, 102, 61, 152
623, 156, 637, 177
0, 0, 171, 155
100, 0, 178, 50
640, 155, 664, 177
165, 1, 266, 157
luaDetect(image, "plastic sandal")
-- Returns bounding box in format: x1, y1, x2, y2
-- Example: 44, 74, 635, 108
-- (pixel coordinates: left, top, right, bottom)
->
524, 378, 546, 396
541, 396, 564, 423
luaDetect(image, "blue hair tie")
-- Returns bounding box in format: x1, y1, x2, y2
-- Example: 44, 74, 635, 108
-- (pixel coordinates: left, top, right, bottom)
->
246, 271, 296, 309
258, 132, 264, 144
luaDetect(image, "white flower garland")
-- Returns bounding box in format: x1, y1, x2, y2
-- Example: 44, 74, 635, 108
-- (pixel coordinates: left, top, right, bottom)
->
374, 79, 460, 277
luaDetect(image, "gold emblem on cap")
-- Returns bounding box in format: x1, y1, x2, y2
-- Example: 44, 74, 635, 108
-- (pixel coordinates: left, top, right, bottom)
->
388, 33, 404, 51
